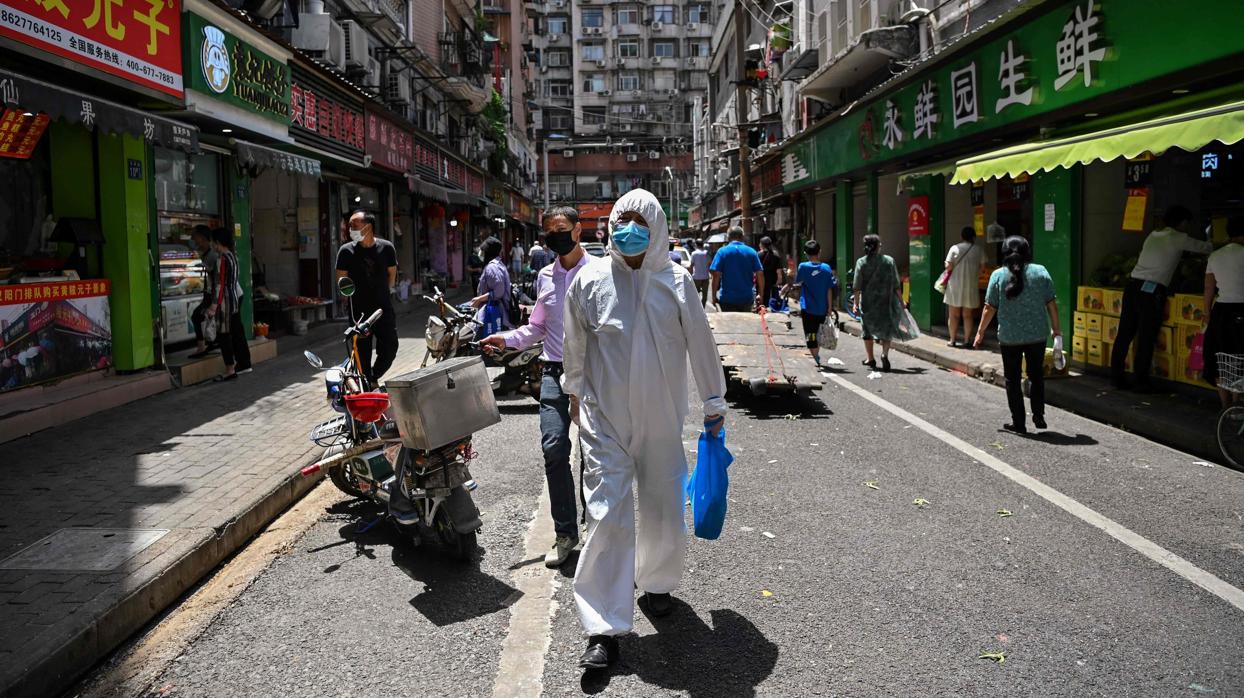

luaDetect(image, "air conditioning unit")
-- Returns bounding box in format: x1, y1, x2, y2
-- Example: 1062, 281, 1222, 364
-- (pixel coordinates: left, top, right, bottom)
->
341, 20, 369, 70
563, 149, 575, 157
686, 22, 698, 30
668, 88, 680, 96
552, 0, 564, 6
620, 125, 633, 133
686, 57, 698, 67
292, 14, 345, 70
648, 150, 660, 159
588, 27, 602, 35
596, 58, 607, 67
632, 90, 642, 97
387, 73, 411, 104
598, 89, 610, 95
625, 152, 638, 161
540, 64, 548, 72
652, 22, 663, 31
651, 56, 662, 64
549, 33, 563, 42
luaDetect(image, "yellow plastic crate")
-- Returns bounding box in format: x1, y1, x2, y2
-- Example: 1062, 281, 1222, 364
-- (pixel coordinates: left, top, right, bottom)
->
1103, 288, 1124, 316
1073, 311, 1087, 336
1151, 354, 1172, 380
1087, 339, 1105, 367
1155, 325, 1174, 356
1102, 315, 1120, 343
1176, 324, 1199, 357
1085, 313, 1103, 339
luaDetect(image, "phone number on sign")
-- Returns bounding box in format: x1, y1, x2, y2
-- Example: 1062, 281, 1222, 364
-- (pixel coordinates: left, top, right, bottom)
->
123, 59, 176, 87
0, 10, 64, 43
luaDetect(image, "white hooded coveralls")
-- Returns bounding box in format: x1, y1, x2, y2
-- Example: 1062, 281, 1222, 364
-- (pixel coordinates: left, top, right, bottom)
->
562, 189, 729, 636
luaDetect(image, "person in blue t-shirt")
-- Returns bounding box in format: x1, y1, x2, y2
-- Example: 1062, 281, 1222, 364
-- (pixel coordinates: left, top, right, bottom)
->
709, 227, 764, 312
791, 239, 838, 365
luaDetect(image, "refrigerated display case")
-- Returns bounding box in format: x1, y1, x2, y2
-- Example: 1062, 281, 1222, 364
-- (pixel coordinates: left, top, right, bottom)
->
160, 242, 207, 344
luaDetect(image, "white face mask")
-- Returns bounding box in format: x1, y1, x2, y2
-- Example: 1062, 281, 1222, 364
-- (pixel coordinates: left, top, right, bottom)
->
349, 228, 365, 243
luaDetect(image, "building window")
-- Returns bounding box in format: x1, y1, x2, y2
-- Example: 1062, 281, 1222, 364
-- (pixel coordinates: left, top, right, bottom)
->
616, 6, 639, 24
651, 5, 675, 23
547, 49, 570, 67
617, 73, 640, 91
551, 175, 575, 200
686, 3, 709, 23
688, 40, 709, 57
583, 74, 607, 92
582, 8, 603, 27
653, 41, 675, 58
617, 39, 640, 58
652, 70, 676, 90
548, 15, 568, 34
689, 72, 709, 89
548, 81, 573, 97
583, 107, 606, 125
582, 43, 605, 61
548, 113, 571, 129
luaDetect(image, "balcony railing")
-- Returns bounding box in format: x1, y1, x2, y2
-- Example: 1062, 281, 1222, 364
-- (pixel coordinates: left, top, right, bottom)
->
438, 29, 491, 87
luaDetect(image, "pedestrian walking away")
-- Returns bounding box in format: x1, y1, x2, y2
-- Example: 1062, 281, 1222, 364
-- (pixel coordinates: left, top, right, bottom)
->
852, 234, 902, 372
562, 188, 727, 671
1111, 205, 1212, 392
975, 236, 1062, 434
481, 205, 591, 568
690, 238, 710, 306
207, 227, 251, 382
530, 235, 554, 273
943, 225, 984, 347
710, 226, 764, 312
472, 237, 514, 334
334, 210, 399, 382
758, 236, 785, 309
790, 239, 837, 366
510, 240, 525, 278
1201, 215, 1244, 408
187, 225, 219, 359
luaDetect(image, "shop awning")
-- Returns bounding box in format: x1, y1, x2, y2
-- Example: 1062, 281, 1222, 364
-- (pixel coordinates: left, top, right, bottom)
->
0, 69, 198, 152
409, 175, 450, 204
232, 139, 321, 177
479, 198, 504, 218
951, 99, 1244, 185
445, 188, 474, 206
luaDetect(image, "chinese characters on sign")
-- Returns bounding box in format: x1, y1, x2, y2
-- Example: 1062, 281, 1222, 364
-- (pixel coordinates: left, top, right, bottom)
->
184, 12, 289, 123
290, 82, 364, 151
907, 196, 929, 237
1054, 0, 1106, 91
0, 109, 50, 158
996, 39, 1033, 112
912, 80, 937, 139
0, 0, 182, 97
951, 62, 979, 128
365, 109, 413, 173
881, 99, 902, 150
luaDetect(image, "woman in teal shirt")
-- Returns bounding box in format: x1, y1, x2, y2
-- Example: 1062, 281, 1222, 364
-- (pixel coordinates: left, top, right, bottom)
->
974, 236, 1063, 434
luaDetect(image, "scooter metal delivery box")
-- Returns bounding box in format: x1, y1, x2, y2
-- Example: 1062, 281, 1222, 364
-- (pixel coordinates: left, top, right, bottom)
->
386, 356, 501, 450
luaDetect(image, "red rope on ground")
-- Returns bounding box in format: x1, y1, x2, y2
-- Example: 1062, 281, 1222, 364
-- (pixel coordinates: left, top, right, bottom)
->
757, 308, 789, 384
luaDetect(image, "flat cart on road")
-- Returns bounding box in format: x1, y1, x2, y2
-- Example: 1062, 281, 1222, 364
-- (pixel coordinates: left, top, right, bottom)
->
708, 311, 824, 398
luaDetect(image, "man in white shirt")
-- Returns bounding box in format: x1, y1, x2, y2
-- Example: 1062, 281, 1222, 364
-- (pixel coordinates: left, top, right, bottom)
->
1202, 216, 1244, 408
689, 239, 711, 305
1111, 205, 1212, 391
510, 241, 525, 277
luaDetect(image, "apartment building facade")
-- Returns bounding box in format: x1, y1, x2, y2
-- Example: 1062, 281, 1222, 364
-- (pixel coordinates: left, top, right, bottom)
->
529, 0, 715, 232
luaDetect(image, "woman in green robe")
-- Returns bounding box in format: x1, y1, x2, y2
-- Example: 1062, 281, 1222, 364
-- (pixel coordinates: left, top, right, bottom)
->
852, 234, 902, 371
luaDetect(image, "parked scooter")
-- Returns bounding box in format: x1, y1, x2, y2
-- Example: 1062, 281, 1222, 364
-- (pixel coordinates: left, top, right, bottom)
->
421, 286, 542, 399
300, 277, 499, 560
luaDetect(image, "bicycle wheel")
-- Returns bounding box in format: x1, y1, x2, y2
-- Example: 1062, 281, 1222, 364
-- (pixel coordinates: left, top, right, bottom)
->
1216, 406, 1244, 469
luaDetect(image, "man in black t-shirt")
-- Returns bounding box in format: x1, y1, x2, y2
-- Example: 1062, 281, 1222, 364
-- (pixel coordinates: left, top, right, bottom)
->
335, 210, 399, 381
759, 236, 785, 309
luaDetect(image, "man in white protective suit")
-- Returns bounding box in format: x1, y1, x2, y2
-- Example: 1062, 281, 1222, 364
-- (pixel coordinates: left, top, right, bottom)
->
561, 188, 729, 670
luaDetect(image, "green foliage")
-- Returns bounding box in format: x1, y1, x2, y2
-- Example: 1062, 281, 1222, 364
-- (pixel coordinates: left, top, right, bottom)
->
481, 89, 509, 177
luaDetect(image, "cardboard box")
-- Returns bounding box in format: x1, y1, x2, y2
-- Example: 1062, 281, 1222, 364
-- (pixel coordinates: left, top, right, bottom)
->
1176, 324, 1199, 356
1078, 286, 1105, 312
1073, 311, 1087, 336
1102, 315, 1121, 343
1072, 336, 1087, 364
1173, 293, 1206, 326
1155, 325, 1174, 356
1103, 288, 1124, 316
1087, 339, 1105, 367
1085, 313, 1103, 339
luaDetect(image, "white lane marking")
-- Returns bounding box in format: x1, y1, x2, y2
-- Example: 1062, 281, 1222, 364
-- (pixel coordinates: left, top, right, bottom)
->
492, 485, 560, 698
827, 373, 1244, 615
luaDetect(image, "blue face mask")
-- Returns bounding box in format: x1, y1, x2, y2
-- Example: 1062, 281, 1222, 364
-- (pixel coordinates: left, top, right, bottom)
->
612, 220, 651, 256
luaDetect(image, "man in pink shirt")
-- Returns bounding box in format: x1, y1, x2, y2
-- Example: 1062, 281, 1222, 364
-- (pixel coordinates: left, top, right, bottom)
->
482, 206, 592, 567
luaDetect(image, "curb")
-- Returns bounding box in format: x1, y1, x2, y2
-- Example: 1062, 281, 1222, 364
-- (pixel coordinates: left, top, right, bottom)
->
840, 320, 1222, 463
2, 468, 324, 698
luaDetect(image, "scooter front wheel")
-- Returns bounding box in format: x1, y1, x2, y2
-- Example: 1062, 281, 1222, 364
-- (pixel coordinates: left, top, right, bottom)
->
323, 445, 367, 499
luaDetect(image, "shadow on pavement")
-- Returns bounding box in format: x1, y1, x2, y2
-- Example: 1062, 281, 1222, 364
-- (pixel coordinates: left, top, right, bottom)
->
318, 497, 522, 627
998, 429, 1100, 447
728, 391, 832, 421
580, 600, 778, 697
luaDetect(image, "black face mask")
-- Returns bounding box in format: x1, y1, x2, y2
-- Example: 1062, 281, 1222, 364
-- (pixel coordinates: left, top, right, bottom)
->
546, 231, 576, 256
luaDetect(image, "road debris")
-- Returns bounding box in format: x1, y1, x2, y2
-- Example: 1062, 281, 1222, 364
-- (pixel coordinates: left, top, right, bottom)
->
997, 509, 1013, 518
979, 651, 1006, 664
912, 498, 930, 508
762, 531, 776, 539
864, 481, 879, 490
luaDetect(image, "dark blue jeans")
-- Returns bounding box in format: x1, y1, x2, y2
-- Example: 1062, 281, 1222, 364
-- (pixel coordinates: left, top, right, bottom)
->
540, 365, 578, 539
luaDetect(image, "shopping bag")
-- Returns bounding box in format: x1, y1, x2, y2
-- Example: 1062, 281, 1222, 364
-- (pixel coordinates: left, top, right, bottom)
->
818, 319, 839, 351
203, 314, 218, 343
1188, 332, 1206, 371
479, 299, 506, 338
934, 269, 951, 295
685, 422, 733, 540
894, 298, 921, 341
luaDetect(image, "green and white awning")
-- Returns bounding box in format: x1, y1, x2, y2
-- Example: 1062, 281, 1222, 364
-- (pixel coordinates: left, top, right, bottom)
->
950, 99, 1244, 185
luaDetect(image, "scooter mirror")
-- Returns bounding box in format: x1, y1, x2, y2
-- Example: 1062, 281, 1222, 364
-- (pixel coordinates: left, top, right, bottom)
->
303, 350, 323, 369
337, 276, 356, 297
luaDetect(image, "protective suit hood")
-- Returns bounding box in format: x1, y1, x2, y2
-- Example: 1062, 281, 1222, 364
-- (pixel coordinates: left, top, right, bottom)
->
607, 188, 669, 273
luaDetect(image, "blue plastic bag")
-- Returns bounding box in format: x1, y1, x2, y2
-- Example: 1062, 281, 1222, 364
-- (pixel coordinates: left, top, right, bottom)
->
478, 299, 506, 339
685, 421, 733, 540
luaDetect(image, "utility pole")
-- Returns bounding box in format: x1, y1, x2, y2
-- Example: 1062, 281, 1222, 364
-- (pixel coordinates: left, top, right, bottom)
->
733, 1, 752, 236
542, 138, 550, 212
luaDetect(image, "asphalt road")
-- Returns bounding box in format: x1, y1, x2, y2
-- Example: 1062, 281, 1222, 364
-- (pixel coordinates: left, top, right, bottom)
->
79, 319, 1244, 697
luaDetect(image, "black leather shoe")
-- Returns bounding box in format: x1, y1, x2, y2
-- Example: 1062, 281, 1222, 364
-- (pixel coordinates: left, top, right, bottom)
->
641, 592, 673, 617
579, 635, 618, 670
1032, 415, 1047, 430
1003, 422, 1028, 435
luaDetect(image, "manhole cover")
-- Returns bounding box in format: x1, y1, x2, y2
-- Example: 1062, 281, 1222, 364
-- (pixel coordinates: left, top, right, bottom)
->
0, 528, 169, 572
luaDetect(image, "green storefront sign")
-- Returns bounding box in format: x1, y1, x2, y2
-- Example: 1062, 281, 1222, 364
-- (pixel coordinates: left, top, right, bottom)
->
786, 0, 1244, 190
183, 12, 291, 124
